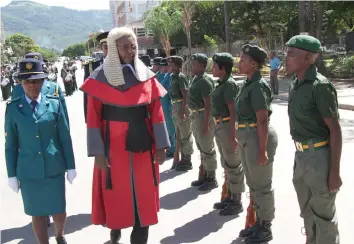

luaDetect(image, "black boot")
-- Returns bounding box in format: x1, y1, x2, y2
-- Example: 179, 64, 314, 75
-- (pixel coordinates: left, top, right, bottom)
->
239, 215, 260, 238
213, 195, 233, 210
198, 171, 218, 191
191, 171, 206, 187
245, 220, 273, 243
175, 156, 192, 171
219, 193, 243, 216
56, 236, 67, 244
110, 229, 121, 243
170, 161, 178, 170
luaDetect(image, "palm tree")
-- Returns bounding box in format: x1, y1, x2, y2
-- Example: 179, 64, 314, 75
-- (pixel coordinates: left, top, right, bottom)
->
143, 6, 182, 56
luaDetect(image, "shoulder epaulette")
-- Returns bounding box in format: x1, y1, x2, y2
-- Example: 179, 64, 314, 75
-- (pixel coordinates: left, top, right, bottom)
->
7, 97, 20, 105
46, 94, 60, 100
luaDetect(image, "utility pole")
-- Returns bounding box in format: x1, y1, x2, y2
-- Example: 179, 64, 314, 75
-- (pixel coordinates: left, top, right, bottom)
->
224, 0, 231, 53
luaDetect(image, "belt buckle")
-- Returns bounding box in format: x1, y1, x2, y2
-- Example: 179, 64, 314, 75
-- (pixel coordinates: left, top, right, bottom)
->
295, 142, 303, 152
235, 122, 239, 129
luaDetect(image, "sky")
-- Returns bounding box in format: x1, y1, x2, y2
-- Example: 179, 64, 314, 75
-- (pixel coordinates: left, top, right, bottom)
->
0, 0, 110, 10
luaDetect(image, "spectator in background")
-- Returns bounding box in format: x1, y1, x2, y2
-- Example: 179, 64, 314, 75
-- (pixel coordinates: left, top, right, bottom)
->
269, 51, 281, 95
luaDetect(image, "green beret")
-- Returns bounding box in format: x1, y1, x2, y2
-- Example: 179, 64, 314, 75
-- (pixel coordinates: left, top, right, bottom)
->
242, 44, 268, 63
153, 57, 162, 65
191, 53, 208, 64
160, 58, 168, 66
286, 35, 322, 53
167, 56, 183, 66
212, 53, 234, 65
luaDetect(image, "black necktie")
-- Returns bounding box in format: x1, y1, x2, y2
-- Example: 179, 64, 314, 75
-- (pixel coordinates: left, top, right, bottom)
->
30, 100, 38, 113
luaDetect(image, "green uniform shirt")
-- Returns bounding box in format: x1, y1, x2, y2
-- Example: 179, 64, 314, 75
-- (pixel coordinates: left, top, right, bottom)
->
168, 72, 189, 100
235, 71, 272, 123
288, 64, 339, 142
212, 75, 239, 117
187, 72, 215, 109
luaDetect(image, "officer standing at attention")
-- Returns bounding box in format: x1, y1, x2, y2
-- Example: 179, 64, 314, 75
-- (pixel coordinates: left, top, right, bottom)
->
159, 58, 176, 158
236, 44, 278, 243
167, 55, 194, 170
83, 31, 108, 123
5, 59, 76, 244
211, 53, 245, 216
286, 35, 342, 244
188, 53, 218, 191
12, 52, 69, 124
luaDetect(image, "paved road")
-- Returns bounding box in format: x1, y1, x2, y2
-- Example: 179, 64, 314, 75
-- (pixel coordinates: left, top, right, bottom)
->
1, 67, 353, 244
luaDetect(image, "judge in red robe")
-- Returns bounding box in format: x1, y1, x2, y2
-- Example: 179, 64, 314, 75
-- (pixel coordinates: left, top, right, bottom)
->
80, 27, 170, 244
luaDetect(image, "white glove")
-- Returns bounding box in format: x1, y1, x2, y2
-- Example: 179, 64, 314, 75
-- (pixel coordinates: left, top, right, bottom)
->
8, 177, 19, 193
66, 169, 77, 184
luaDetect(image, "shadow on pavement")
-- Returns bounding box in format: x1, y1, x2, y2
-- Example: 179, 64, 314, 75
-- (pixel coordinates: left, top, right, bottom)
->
160, 210, 236, 244
230, 237, 269, 244
160, 187, 201, 210
1, 213, 92, 244
159, 169, 187, 184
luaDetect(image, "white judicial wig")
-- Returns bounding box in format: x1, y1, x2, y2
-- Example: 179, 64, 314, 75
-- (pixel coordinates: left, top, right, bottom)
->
103, 27, 155, 86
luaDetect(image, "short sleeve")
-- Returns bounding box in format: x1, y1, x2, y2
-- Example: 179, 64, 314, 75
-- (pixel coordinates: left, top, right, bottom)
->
200, 78, 214, 97
250, 84, 268, 111
223, 82, 238, 104
315, 83, 339, 118
178, 74, 189, 90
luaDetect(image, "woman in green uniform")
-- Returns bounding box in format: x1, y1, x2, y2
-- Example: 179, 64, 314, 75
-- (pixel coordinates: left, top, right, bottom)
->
211, 53, 245, 216
188, 53, 218, 191
5, 59, 76, 244
236, 44, 278, 243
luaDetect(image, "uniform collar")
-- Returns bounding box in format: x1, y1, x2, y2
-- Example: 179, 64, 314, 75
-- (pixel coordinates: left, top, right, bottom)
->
219, 74, 231, 83
194, 72, 205, 80
297, 64, 317, 83
25, 93, 42, 105
246, 71, 261, 83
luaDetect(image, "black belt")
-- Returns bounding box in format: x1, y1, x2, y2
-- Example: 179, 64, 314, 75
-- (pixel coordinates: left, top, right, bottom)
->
101, 104, 157, 189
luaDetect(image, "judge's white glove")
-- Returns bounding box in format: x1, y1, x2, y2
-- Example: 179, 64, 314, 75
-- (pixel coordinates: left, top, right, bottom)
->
66, 169, 77, 184
8, 177, 19, 193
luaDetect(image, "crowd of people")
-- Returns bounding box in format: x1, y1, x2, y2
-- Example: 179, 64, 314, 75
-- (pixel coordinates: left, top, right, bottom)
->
4, 26, 342, 244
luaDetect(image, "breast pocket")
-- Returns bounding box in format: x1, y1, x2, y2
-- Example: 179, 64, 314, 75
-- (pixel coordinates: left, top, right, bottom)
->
296, 96, 316, 115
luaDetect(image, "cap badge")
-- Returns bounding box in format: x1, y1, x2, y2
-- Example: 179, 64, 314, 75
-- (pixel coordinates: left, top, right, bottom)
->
245, 47, 250, 52
34, 56, 39, 60
26, 63, 33, 70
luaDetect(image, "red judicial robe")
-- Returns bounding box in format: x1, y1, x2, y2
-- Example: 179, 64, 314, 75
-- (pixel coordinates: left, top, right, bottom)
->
80, 65, 170, 229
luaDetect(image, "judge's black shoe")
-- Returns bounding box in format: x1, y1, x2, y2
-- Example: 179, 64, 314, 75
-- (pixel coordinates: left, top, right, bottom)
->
245, 221, 273, 243
110, 229, 122, 244
56, 236, 67, 244
213, 197, 232, 210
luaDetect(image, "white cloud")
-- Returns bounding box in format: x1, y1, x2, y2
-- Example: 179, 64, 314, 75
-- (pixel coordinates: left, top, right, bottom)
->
1, 0, 110, 10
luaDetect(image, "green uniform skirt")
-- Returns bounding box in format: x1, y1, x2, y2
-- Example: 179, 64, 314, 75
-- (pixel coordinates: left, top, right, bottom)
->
20, 174, 66, 216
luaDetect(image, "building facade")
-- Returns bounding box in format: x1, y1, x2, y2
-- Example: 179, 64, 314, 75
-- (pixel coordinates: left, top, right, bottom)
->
109, 0, 161, 54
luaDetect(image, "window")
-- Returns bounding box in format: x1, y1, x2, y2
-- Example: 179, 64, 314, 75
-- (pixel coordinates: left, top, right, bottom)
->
147, 29, 154, 37
136, 28, 146, 37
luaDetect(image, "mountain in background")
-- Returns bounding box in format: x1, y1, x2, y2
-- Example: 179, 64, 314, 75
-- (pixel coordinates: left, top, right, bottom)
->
2, 0, 112, 50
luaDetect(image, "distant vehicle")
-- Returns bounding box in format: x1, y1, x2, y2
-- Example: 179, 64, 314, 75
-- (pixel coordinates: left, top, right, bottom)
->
92, 52, 104, 61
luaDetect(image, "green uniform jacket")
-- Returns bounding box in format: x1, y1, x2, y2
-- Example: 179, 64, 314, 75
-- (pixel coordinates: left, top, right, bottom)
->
187, 72, 215, 109
212, 75, 239, 117
168, 72, 189, 100
5, 95, 75, 180
288, 64, 339, 142
11, 80, 69, 125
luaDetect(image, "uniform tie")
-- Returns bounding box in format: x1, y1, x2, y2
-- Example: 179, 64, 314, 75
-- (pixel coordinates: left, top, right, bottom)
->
30, 100, 38, 113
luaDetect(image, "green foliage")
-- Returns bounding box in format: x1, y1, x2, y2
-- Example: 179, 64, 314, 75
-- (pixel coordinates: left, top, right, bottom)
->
2, 1, 112, 50
204, 35, 218, 48
4, 33, 57, 60
327, 55, 354, 78
62, 43, 86, 58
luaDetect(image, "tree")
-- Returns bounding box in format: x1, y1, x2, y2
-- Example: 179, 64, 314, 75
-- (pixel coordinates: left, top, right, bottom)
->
5, 34, 37, 57
224, 1, 231, 52
299, 2, 306, 33
143, 5, 182, 56
62, 43, 86, 58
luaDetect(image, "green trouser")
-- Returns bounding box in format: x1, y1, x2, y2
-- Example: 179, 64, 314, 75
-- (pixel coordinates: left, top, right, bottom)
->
190, 111, 217, 171
293, 145, 339, 244
171, 102, 194, 157
236, 124, 278, 221
214, 121, 245, 193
